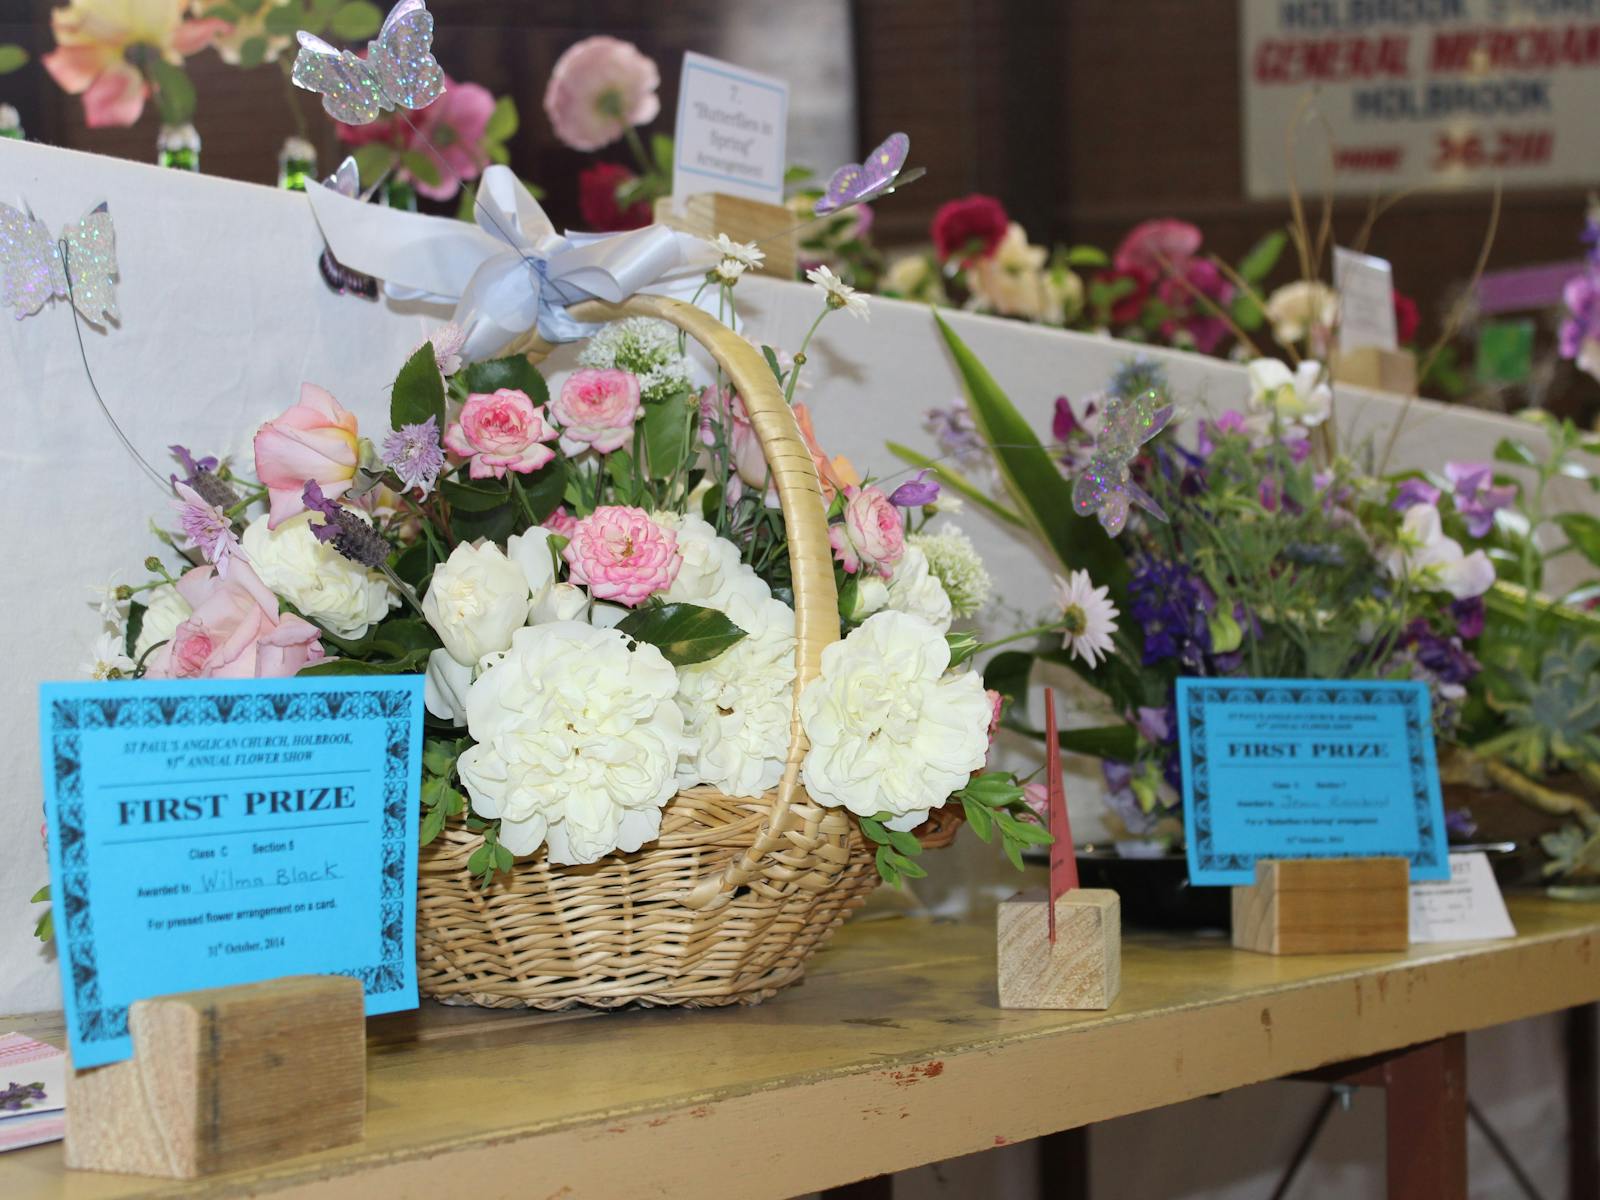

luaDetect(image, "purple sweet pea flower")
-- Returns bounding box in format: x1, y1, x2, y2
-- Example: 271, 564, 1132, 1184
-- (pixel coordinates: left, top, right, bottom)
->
1444, 461, 1516, 538
1100, 760, 1160, 836
1445, 807, 1479, 840
1452, 595, 1486, 639
887, 469, 941, 508
1134, 705, 1172, 744
1393, 477, 1442, 511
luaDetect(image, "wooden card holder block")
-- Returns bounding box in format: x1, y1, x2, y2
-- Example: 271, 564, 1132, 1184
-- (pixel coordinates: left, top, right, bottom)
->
997, 887, 1122, 1010
653, 193, 797, 279
66, 975, 365, 1178
1231, 857, 1410, 956
1332, 346, 1418, 397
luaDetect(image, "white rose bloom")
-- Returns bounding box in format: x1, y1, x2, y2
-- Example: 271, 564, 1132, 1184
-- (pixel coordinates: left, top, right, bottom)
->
844, 575, 889, 622
133, 584, 192, 658
675, 597, 797, 797
884, 544, 953, 633
799, 611, 991, 830
241, 513, 397, 639
422, 541, 532, 668
424, 649, 472, 727
655, 512, 770, 614
458, 622, 688, 865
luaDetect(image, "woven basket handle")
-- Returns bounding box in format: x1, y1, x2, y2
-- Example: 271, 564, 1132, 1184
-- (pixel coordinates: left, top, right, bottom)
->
513, 295, 840, 910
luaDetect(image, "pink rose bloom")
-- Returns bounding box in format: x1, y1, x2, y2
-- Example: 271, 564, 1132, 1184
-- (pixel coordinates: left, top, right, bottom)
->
829, 485, 905, 577
443, 388, 559, 479
551, 368, 642, 454
563, 505, 681, 607
543, 505, 579, 538
145, 563, 324, 680
986, 689, 1004, 743
254, 384, 360, 529
1113, 218, 1203, 278
543, 35, 660, 152
702, 386, 774, 506
1022, 782, 1050, 826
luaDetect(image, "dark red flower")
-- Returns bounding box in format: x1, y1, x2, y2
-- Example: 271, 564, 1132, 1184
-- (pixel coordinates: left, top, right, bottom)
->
578, 162, 651, 232
1092, 267, 1153, 326
1393, 291, 1420, 344
931, 194, 1010, 265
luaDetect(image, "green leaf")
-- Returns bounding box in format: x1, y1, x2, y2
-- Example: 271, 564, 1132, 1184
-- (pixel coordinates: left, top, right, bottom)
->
1063, 244, 1108, 268
262, 3, 303, 34
448, 501, 518, 544
124, 600, 147, 661
440, 476, 510, 512
399, 149, 442, 188
933, 314, 1126, 589
460, 356, 550, 404
419, 803, 446, 845
1236, 230, 1287, 284
859, 815, 889, 845
30, 884, 48, 904
1494, 438, 1539, 468
370, 619, 441, 658
483, 95, 519, 144
298, 648, 432, 675
605, 450, 639, 505
885, 827, 922, 857
351, 143, 395, 189
651, 133, 675, 176
945, 630, 981, 669
466, 844, 492, 876
616, 603, 747, 667
391, 343, 445, 431
236, 35, 268, 68
642, 391, 692, 480
960, 796, 994, 842
146, 60, 197, 126
330, 0, 383, 39
885, 441, 1024, 528
511, 460, 567, 525
875, 845, 901, 887
762, 345, 786, 386
1557, 513, 1600, 569
1230, 292, 1264, 331
0, 44, 31, 74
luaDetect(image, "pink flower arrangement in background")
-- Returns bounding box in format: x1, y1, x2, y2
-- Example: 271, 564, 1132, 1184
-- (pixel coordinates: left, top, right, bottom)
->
563, 505, 681, 606
42, 0, 226, 127
1113, 218, 1202, 278
444, 388, 559, 479
144, 562, 324, 679
253, 384, 360, 529
544, 35, 660, 152
337, 75, 497, 201
551, 369, 642, 454
829, 485, 905, 577
931, 194, 1010, 267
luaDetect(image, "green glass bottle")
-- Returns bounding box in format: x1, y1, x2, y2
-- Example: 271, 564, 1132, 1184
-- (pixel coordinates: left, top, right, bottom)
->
277, 136, 317, 192
382, 176, 417, 212
0, 103, 22, 141
156, 123, 201, 172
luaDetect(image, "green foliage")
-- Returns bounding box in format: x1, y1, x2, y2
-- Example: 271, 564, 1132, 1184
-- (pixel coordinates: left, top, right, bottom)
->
1475, 636, 1600, 777
859, 814, 927, 887
954, 772, 1052, 872
460, 355, 550, 405
390, 343, 446, 430
351, 144, 396, 191
466, 820, 513, 890
30, 885, 51, 943
642, 389, 694, 480
1236, 230, 1287, 284
0, 45, 29, 75
616, 603, 747, 666
330, 0, 384, 40
146, 60, 197, 126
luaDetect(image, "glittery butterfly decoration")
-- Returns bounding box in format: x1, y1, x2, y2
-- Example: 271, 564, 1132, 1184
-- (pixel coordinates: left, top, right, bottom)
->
1070, 387, 1174, 536
0, 201, 119, 327
814, 132, 926, 216
291, 0, 445, 126
316, 158, 379, 300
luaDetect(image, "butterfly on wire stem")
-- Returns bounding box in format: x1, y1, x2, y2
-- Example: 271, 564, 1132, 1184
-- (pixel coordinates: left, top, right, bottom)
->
0, 201, 118, 327
291, 0, 445, 126
1070, 388, 1175, 537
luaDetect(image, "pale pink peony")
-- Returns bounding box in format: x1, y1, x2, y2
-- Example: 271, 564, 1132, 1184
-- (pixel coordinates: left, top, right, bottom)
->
543, 36, 660, 152
443, 388, 559, 479
1113, 218, 1203, 278
254, 384, 360, 530
551, 368, 642, 454
144, 562, 324, 679
829, 485, 905, 577
563, 505, 682, 607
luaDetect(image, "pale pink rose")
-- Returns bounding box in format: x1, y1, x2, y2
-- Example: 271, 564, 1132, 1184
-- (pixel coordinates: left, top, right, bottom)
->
543, 35, 660, 152
702, 386, 773, 506
829, 485, 905, 577
144, 562, 324, 680
1022, 782, 1050, 825
1113, 218, 1202, 277
563, 505, 682, 607
543, 505, 579, 538
443, 388, 559, 479
254, 384, 360, 529
986, 689, 1004, 742
551, 368, 642, 454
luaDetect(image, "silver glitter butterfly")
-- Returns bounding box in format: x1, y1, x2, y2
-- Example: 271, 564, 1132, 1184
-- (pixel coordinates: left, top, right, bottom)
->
1070, 388, 1174, 536
291, 0, 445, 126
0, 201, 119, 327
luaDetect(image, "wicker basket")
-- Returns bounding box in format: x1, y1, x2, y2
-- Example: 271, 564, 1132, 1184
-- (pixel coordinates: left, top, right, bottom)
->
416, 293, 891, 1009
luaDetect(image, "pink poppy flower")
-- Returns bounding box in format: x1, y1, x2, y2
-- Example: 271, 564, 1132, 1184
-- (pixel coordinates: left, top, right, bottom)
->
543, 36, 660, 152
1113, 218, 1203, 277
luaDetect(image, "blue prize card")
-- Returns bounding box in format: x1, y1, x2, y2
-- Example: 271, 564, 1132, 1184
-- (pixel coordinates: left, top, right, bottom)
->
1176, 678, 1449, 887
39, 676, 423, 1067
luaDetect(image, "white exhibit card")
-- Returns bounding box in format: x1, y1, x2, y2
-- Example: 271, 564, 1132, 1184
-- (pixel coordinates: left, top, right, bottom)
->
1334, 245, 1398, 353
672, 51, 789, 207
1409, 852, 1517, 944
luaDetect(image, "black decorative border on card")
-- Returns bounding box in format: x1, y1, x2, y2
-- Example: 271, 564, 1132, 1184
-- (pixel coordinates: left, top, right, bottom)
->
47, 690, 414, 1051
1184, 682, 1438, 876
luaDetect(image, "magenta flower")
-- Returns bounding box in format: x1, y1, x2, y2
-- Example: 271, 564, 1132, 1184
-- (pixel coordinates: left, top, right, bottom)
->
563, 505, 682, 607
337, 76, 496, 202
1113, 218, 1202, 277
173, 482, 242, 577
1394, 477, 1442, 511
887, 470, 940, 508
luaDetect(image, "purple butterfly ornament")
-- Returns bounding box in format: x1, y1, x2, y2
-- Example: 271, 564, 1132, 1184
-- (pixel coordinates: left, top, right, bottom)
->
815, 132, 924, 215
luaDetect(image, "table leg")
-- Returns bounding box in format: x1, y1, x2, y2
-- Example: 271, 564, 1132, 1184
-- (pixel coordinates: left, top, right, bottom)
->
1379, 1035, 1467, 1200
819, 1177, 892, 1199
1038, 1126, 1089, 1200
1572, 1003, 1600, 1200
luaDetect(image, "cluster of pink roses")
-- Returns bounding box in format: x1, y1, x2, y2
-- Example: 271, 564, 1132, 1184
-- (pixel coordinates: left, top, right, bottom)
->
444, 369, 642, 480
829, 485, 906, 578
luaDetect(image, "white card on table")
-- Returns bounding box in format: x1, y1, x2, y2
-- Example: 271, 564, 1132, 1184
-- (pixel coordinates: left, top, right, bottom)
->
671, 51, 789, 207
1334, 245, 1398, 353
1409, 852, 1516, 944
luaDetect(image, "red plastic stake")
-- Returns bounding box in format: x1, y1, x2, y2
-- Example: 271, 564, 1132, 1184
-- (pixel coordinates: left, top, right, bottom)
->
1045, 688, 1078, 944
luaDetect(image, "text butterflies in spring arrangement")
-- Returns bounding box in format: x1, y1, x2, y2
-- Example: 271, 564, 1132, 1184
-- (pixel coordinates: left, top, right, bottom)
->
291, 0, 445, 126
814, 132, 926, 216
1070, 387, 1175, 537
0, 201, 118, 327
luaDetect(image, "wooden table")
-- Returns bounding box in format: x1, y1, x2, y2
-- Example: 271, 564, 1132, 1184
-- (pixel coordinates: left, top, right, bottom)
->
3, 894, 1597, 1200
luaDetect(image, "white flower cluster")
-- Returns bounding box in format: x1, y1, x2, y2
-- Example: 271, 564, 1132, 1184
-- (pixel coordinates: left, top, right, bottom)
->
909, 525, 991, 618
577, 316, 695, 404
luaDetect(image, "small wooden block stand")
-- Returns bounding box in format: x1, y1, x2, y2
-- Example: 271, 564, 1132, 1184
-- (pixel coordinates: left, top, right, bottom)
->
653, 193, 797, 278
1332, 346, 1418, 396
1231, 857, 1410, 955
66, 974, 365, 1178
997, 887, 1122, 1010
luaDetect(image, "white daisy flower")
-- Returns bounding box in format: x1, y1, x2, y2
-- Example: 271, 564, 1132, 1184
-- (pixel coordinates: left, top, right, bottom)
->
707, 233, 765, 269
1053, 569, 1119, 668
806, 265, 870, 321
712, 258, 747, 286
83, 630, 136, 680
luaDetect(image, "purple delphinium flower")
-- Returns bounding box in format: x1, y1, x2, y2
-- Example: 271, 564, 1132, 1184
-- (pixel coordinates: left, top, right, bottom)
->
887, 469, 940, 508
1134, 705, 1172, 744
1452, 595, 1486, 639
922, 397, 987, 471
173, 482, 242, 576
1128, 556, 1214, 669
1559, 271, 1600, 368
301, 481, 392, 569
381, 415, 445, 496
1443, 461, 1515, 538
1393, 477, 1441, 511
1399, 618, 1480, 687
1101, 760, 1160, 836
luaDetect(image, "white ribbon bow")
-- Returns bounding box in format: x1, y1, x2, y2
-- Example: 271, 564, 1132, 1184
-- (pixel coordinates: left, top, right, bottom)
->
304, 165, 715, 360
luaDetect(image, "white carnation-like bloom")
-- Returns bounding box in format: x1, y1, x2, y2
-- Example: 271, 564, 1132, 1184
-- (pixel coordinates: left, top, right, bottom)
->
422, 540, 532, 668
884, 544, 954, 633
458, 622, 688, 865
241, 512, 397, 639
910, 525, 991, 618
655, 512, 770, 615
799, 611, 990, 830
675, 596, 797, 797
134, 583, 192, 658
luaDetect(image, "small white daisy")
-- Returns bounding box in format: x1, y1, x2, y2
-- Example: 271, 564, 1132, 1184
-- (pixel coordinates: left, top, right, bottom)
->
806, 265, 870, 321
712, 258, 748, 286
83, 630, 136, 680
707, 233, 765, 269
1053, 569, 1119, 668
